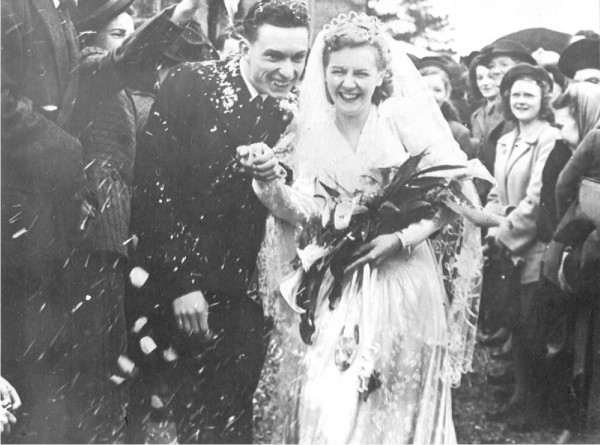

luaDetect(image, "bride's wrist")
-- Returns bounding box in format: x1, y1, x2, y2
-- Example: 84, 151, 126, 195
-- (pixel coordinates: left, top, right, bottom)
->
393, 231, 405, 252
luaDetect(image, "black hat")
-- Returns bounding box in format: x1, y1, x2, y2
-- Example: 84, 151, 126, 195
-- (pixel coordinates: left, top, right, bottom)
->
481, 39, 537, 65
418, 56, 452, 77
75, 0, 135, 31
500, 63, 553, 95
418, 54, 464, 83
164, 22, 218, 64
558, 38, 600, 79
461, 50, 481, 69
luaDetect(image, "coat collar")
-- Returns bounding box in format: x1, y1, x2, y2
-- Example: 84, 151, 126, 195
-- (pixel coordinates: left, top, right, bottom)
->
497, 122, 549, 179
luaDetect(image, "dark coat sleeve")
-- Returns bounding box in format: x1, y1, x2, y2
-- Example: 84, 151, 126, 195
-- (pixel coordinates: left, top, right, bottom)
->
1, 1, 83, 191
556, 130, 600, 219
79, 6, 186, 102
130, 64, 208, 303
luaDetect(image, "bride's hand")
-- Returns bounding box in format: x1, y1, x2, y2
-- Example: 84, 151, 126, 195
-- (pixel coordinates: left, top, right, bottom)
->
236, 143, 283, 181
344, 234, 403, 274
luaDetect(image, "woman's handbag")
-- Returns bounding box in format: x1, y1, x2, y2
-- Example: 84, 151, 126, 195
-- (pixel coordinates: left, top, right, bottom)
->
480, 242, 523, 330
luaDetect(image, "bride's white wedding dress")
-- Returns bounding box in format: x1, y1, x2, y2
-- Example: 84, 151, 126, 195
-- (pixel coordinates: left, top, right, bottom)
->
254, 100, 479, 444
252, 23, 485, 444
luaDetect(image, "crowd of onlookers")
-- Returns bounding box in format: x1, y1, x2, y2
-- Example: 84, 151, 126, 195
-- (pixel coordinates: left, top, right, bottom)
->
1, 0, 599, 442
426, 30, 600, 440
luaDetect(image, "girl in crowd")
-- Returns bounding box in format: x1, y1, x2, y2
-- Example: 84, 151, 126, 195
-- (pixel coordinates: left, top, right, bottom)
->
251, 12, 490, 444
484, 64, 560, 424
421, 65, 476, 158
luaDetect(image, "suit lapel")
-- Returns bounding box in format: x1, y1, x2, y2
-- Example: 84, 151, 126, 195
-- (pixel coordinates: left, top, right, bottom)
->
33, 0, 69, 94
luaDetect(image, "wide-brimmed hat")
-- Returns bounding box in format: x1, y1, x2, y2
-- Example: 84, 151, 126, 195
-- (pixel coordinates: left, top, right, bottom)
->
481, 39, 537, 65
74, 0, 135, 31
500, 63, 553, 95
558, 38, 600, 79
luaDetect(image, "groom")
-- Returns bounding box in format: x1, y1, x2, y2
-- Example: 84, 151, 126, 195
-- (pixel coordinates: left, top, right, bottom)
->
128, 0, 309, 442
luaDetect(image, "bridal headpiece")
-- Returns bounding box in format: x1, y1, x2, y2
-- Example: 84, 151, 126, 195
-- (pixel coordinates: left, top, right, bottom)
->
322, 12, 391, 68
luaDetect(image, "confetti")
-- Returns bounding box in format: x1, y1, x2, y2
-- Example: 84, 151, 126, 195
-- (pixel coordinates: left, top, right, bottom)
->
109, 375, 125, 385
117, 355, 135, 376
131, 316, 148, 334
140, 336, 157, 355
162, 346, 178, 362
130, 267, 149, 288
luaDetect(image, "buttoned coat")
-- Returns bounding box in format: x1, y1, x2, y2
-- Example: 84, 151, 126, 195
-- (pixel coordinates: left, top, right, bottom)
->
485, 122, 560, 283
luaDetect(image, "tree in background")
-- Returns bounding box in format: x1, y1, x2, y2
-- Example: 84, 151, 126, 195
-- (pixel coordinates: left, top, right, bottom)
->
367, 0, 453, 52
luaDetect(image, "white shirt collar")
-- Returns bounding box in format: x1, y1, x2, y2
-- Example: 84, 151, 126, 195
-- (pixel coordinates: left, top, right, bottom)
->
239, 60, 268, 100
53, 0, 61, 8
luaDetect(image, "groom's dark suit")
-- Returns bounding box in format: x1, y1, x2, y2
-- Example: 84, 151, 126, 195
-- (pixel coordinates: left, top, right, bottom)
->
128, 56, 295, 443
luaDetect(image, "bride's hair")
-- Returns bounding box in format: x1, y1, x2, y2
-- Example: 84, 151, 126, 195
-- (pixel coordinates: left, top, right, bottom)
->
321, 12, 394, 104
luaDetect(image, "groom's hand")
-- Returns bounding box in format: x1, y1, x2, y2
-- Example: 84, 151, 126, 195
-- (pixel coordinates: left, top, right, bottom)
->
172, 291, 212, 339
236, 143, 283, 181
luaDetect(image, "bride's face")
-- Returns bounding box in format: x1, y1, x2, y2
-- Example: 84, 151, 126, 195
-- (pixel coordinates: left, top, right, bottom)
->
325, 45, 383, 118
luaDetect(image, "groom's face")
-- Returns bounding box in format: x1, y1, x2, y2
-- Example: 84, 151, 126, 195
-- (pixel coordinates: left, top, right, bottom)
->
241, 24, 309, 99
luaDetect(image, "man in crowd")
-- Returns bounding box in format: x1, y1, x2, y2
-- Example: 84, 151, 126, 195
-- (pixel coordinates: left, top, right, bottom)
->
559, 38, 600, 85
127, 0, 309, 442
1, 0, 205, 442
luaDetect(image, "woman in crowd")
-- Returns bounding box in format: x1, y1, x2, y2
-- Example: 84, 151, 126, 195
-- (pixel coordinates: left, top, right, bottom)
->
469, 54, 501, 148
552, 82, 600, 434
420, 64, 476, 158
484, 64, 560, 425
250, 12, 490, 444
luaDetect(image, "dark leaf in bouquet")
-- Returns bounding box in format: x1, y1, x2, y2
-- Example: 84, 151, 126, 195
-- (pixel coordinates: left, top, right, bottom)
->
328, 233, 361, 309
412, 164, 464, 178
407, 176, 449, 190
398, 200, 432, 214
382, 152, 425, 198
318, 180, 341, 199
380, 201, 401, 214
299, 309, 316, 345
360, 219, 371, 242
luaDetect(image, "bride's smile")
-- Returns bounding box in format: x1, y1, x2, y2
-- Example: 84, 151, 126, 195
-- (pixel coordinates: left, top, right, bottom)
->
325, 46, 384, 119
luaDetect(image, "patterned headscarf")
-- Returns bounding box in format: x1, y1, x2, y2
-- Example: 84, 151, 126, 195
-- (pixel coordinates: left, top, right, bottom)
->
564, 82, 600, 136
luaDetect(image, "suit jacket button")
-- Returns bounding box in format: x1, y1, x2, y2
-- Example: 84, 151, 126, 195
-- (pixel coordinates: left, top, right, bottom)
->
38, 66, 47, 76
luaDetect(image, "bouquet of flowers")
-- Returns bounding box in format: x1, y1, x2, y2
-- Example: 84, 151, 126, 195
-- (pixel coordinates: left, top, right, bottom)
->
279, 151, 494, 345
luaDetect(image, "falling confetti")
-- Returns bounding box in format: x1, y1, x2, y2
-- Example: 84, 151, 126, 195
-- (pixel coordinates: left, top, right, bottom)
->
150, 395, 165, 410
162, 346, 178, 362
109, 375, 125, 386
130, 267, 149, 288
140, 336, 157, 355
117, 355, 135, 376
12, 228, 27, 239
131, 316, 148, 334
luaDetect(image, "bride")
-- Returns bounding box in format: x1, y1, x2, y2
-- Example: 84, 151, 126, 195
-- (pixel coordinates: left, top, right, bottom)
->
246, 12, 491, 444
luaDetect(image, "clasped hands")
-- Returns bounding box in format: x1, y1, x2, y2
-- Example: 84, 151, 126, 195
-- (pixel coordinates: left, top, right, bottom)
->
236, 143, 285, 182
